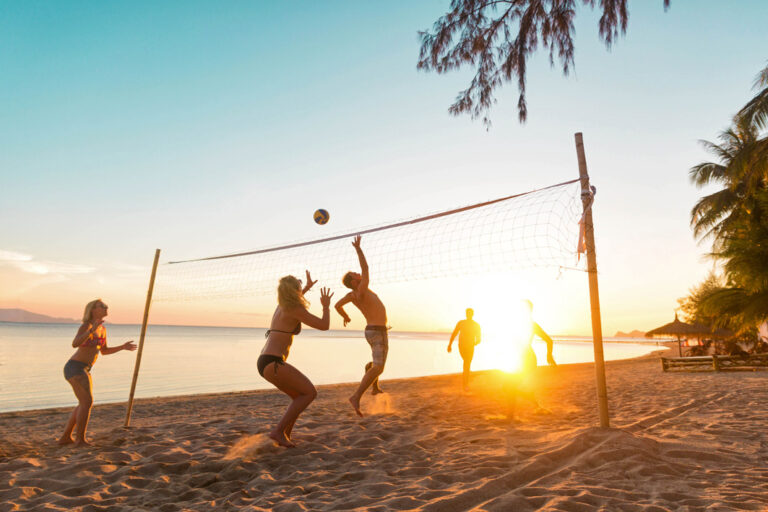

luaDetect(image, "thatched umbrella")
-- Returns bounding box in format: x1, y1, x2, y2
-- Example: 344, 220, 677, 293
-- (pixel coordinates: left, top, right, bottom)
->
645, 313, 716, 356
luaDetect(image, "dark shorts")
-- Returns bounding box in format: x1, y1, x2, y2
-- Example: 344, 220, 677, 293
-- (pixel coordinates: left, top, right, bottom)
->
63, 359, 91, 381
257, 354, 285, 377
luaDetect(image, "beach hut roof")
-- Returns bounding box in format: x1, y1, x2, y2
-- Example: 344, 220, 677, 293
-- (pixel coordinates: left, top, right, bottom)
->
644, 313, 719, 338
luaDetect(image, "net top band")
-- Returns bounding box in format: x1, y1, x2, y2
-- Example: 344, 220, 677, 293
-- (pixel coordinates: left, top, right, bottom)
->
168, 178, 581, 264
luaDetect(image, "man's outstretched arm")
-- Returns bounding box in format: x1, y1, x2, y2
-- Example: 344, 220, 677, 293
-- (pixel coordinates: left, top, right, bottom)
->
352, 235, 369, 294
448, 321, 461, 352
533, 322, 556, 366
335, 294, 353, 327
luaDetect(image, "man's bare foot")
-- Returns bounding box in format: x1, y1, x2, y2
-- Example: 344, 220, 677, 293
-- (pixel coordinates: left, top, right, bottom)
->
57, 436, 74, 445
348, 396, 364, 417
371, 387, 383, 395
268, 430, 296, 448
74, 438, 92, 447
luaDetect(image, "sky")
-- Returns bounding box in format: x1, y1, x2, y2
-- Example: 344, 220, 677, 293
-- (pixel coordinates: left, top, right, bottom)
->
1, 0, 767, 336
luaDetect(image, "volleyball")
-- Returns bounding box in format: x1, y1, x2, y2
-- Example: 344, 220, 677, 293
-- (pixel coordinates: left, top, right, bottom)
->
313, 209, 330, 225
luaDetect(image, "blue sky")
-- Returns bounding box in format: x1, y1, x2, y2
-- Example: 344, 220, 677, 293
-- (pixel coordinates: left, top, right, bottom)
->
1, 1, 766, 334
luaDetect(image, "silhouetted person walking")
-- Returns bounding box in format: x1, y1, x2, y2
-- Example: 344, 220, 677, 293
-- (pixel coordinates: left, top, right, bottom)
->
447, 308, 481, 391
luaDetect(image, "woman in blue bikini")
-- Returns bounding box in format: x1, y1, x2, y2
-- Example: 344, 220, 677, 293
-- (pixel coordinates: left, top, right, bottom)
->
59, 299, 136, 446
259, 271, 332, 447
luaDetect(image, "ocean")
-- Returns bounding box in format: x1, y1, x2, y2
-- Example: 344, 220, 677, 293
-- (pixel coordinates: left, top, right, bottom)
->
0, 322, 667, 413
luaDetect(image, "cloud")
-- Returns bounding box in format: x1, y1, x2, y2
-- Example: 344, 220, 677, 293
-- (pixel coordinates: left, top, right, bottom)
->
15, 260, 94, 275
0, 249, 32, 262
0, 249, 95, 275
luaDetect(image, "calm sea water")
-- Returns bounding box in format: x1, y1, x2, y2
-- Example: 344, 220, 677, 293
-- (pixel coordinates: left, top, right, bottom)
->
0, 322, 667, 413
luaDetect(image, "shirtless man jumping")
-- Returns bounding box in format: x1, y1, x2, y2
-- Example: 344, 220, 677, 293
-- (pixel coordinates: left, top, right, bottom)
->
335, 235, 388, 417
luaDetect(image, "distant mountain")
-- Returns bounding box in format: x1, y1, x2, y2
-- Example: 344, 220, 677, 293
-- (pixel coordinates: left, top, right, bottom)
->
614, 329, 646, 338
0, 308, 78, 324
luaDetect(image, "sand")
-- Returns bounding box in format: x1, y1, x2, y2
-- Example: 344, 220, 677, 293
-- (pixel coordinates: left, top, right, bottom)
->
2, 355, 768, 511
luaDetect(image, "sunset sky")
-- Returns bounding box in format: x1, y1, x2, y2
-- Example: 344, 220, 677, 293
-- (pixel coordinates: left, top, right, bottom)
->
2, 1, 767, 336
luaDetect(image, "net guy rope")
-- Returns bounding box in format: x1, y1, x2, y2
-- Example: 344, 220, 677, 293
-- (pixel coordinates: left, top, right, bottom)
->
124, 132, 608, 428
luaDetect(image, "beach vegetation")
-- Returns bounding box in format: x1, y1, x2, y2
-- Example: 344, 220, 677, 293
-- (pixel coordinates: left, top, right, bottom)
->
684, 63, 768, 351
418, 0, 670, 126
678, 273, 757, 355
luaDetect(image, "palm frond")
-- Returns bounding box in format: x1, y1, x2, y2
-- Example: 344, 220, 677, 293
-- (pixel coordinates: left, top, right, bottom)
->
689, 161, 726, 187
698, 287, 768, 328
737, 63, 768, 131
690, 188, 739, 239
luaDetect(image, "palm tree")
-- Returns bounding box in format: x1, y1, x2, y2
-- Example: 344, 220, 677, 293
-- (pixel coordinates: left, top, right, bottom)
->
691, 63, 768, 244
738, 63, 768, 131
699, 187, 768, 328
687, 64, 768, 331
689, 118, 765, 245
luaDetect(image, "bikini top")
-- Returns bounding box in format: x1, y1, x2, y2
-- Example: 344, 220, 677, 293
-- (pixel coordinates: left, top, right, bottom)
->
81, 325, 107, 349
264, 322, 301, 338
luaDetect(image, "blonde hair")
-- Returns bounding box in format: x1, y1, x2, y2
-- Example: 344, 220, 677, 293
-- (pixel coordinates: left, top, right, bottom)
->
277, 276, 308, 310
82, 299, 103, 323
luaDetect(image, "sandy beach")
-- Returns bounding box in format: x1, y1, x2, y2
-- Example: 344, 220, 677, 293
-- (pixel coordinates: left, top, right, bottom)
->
2, 354, 767, 511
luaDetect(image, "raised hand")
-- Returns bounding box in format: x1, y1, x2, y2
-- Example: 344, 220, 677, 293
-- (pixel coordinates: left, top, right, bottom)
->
304, 270, 317, 292
352, 235, 362, 250
319, 287, 334, 309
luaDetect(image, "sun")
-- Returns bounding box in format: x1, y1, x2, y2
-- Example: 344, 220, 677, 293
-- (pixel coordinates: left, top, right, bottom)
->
470, 295, 534, 374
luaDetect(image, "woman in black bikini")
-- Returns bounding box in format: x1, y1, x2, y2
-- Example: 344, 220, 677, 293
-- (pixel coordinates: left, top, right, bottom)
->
259, 271, 332, 447
59, 299, 137, 446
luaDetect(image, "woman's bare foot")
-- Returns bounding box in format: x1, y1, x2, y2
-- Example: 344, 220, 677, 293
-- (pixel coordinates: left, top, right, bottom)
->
74, 438, 92, 447
269, 430, 296, 448
57, 436, 74, 445
348, 396, 364, 417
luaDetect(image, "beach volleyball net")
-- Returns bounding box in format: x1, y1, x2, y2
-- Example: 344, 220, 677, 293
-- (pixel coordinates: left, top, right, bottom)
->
152, 179, 586, 302
126, 134, 609, 429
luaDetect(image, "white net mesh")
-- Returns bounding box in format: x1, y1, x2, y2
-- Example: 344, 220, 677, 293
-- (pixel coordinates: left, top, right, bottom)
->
153, 179, 585, 302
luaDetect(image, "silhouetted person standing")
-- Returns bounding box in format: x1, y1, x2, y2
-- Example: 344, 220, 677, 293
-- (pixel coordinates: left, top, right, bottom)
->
448, 308, 481, 391
506, 299, 557, 419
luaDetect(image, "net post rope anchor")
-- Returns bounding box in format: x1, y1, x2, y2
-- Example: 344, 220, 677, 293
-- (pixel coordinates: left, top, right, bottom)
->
576, 185, 597, 263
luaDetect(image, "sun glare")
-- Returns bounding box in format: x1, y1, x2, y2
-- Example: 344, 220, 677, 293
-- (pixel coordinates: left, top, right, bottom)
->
471, 295, 535, 374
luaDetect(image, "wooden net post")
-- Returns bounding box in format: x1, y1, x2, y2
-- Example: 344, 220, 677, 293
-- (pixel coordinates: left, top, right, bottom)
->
574, 133, 610, 428
124, 248, 161, 427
